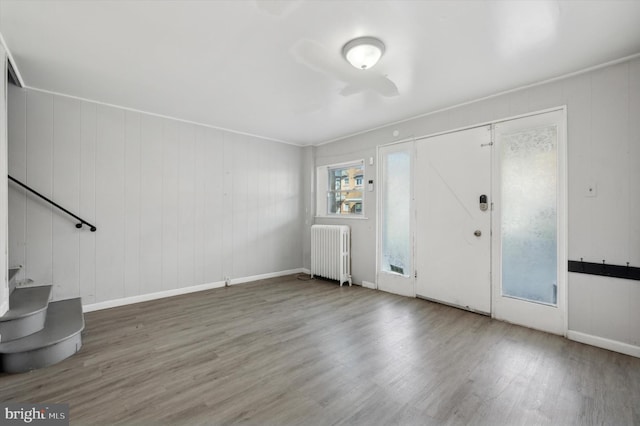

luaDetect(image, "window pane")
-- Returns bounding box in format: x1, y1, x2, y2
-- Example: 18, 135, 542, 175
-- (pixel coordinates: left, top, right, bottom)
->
327, 190, 363, 215
343, 190, 362, 214
501, 125, 557, 305
329, 167, 349, 190
327, 163, 364, 215
327, 191, 345, 214
381, 149, 411, 275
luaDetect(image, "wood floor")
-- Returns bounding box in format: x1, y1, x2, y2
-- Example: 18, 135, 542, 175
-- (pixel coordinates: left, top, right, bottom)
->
1, 274, 639, 425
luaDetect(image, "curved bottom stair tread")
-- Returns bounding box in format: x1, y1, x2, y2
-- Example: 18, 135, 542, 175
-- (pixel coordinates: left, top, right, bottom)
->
0, 286, 52, 342
0, 298, 84, 373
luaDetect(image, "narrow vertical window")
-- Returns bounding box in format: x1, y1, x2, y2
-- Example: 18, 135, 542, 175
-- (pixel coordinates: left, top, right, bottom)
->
380, 149, 411, 276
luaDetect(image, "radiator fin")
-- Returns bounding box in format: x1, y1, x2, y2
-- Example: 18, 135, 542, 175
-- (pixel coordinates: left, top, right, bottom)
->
311, 225, 351, 286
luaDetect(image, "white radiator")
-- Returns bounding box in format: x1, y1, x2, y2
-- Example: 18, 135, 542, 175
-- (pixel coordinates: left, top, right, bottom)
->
310, 225, 352, 286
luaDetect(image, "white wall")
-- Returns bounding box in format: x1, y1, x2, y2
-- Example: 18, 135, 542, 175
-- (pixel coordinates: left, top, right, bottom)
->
312, 58, 640, 351
301, 145, 315, 272
0, 45, 8, 316
7, 86, 305, 305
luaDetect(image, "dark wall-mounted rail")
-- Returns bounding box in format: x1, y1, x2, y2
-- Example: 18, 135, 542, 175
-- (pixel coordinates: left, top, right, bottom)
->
568, 260, 640, 281
8, 175, 97, 232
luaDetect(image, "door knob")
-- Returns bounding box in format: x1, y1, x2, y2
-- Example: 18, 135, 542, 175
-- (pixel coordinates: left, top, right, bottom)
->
474, 230, 482, 237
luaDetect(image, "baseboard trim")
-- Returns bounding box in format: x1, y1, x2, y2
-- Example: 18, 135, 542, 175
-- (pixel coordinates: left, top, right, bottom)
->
83, 281, 225, 312
567, 330, 640, 358
83, 268, 306, 313
362, 280, 376, 289
229, 268, 307, 285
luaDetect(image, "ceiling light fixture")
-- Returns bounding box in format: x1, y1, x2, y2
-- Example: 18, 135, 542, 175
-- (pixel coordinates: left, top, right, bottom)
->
342, 36, 385, 70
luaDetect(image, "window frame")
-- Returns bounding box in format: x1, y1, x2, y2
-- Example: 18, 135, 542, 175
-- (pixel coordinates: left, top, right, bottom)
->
316, 160, 366, 219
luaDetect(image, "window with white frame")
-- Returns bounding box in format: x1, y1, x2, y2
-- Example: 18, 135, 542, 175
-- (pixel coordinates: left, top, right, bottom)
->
317, 160, 365, 217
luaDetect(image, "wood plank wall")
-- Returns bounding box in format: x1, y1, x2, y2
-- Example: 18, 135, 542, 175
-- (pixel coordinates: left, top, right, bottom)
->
7, 87, 304, 304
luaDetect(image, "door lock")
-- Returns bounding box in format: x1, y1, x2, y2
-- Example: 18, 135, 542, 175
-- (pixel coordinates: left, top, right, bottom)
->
479, 194, 488, 211
474, 230, 482, 237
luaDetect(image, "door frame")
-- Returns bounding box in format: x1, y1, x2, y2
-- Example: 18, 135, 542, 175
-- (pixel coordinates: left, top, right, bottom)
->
374, 106, 567, 337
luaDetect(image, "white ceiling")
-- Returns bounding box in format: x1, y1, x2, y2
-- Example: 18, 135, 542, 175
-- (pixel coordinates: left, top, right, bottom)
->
1, 0, 639, 146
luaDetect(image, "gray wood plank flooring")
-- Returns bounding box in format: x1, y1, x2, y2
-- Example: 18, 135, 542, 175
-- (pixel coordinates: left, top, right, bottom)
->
1, 274, 639, 425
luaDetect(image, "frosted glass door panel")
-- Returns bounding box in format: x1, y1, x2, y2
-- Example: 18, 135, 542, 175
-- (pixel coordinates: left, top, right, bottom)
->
381, 149, 411, 276
377, 141, 414, 298
501, 125, 557, 305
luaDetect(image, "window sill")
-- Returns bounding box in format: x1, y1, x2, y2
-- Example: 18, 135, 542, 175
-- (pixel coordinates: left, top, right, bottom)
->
315, 215, 369, 220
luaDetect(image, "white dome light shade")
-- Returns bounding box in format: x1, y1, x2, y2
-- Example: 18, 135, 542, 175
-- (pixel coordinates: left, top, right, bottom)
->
342, 37, 385, 70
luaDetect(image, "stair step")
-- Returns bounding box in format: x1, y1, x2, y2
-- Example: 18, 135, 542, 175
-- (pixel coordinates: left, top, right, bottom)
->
8, 267, 21, 295
0, 286, 52, 342
0, 298, 84, 373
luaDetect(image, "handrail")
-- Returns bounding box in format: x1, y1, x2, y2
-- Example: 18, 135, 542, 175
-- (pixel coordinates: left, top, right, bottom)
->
8, 175, 97, 232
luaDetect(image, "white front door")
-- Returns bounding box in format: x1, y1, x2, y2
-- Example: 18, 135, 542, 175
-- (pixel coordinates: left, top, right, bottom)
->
492, 110, 566, 335
377, 141, 415, 297
415, 126, 492, 313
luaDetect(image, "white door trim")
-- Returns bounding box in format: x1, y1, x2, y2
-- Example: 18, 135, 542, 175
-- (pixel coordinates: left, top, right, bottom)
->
373, 106, 567, 337
377, 106, 566, 150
